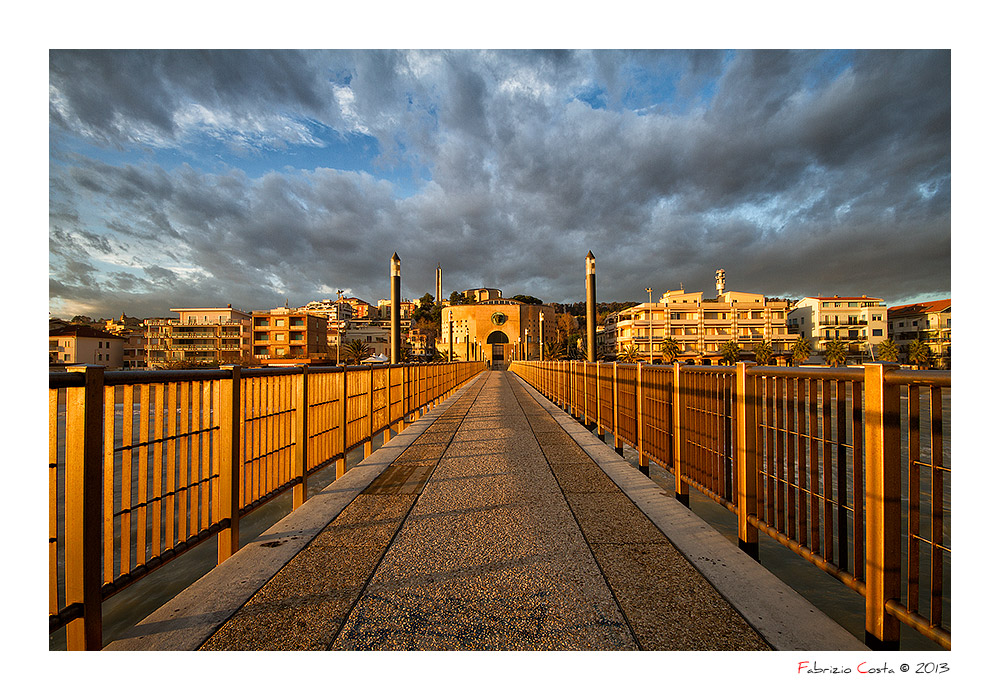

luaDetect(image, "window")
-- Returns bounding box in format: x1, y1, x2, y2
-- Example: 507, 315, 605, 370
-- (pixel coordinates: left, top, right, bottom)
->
873, 329, 883, 336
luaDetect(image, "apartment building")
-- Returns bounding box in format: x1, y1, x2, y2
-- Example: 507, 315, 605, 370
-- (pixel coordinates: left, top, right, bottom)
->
342, 297, 377, 320
339, 322, 390, 360
377, 298, 415, 320
251, 307, 328, 362
145, 306, 252, 368
888, 299, 951, 368
49, 326, 124, 369
607, 288, 798, 363
102, 314, 147, 368
788, 296, 888, 363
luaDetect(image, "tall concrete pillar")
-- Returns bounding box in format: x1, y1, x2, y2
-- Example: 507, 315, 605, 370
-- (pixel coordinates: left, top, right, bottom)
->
436, 264, 442, 306
586, 251, 597, 362
391, 252, 401, 364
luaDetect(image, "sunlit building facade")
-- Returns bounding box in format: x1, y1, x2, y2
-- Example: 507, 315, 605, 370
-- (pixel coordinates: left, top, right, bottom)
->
607, 289, 798, 363
251, 306, 328, 362
788, 295, 888, 363
145, 306, 251, 368
887, 299, 951, 368
441, 294, 556, 364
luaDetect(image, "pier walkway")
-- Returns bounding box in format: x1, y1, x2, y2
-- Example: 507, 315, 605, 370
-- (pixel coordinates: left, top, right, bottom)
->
106, 370, 864, 651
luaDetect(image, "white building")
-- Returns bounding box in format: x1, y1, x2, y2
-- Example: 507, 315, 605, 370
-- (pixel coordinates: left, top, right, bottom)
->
50, 326, 124, 369
605, 287, 797, 363
788, 296, 888, 363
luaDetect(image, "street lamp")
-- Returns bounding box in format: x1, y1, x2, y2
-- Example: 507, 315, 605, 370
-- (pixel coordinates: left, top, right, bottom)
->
646, 287, 654, 363
540, 312, 544, 361
336, 289, 344, 364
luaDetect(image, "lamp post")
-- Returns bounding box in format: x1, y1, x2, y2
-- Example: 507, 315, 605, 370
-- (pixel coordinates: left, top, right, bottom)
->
336, 289, 344, 364
646, 287, 654, 363
390, 253, 401, 364
540, 312, 544, 361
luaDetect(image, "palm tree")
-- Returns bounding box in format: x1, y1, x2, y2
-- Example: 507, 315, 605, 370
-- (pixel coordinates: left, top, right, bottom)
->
789, 336, 811, 366
907, 338, 933, 369
660, 337, 681, 364
617, 344, 641, 362
543, 341, 567, 360
753, 340, 773, 366
720, 340, 741, 365
823, 339, 849, 367
876, 338, 899, 362
343, 338, 371, 365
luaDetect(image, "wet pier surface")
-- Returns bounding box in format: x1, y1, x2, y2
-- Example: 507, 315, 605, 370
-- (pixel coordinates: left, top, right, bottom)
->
107, 371, 864, 652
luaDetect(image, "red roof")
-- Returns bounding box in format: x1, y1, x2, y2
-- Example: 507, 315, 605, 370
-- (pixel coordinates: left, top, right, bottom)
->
888, 299, 951, 317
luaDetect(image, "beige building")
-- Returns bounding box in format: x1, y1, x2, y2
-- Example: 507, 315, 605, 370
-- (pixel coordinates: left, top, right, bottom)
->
607, 288, 798, 363
887, 299, 951, 368
441, 295, 556, 364
50, 326, 124, 369
788, 295, 888, 363
145, 306, 251, 367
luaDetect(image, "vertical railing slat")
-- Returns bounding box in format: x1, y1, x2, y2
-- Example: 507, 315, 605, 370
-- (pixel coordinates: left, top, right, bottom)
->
64, 365, 104, 650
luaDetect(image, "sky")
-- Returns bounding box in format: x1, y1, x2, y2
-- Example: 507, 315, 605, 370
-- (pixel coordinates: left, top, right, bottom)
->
47, 47, 953, 320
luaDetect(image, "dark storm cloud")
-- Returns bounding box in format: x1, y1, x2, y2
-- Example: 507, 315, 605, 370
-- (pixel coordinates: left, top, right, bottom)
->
49, 50, 333, 147
48, 49, 950, 320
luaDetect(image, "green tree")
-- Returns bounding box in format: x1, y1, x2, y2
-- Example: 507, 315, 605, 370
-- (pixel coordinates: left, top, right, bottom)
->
876, 338, 899, 362
660, 337, 682, 364
789, 336, 812, 366
343, 339, 372, 365
617, 344, 641, 362
823, 339, 849, 367
510, 294, 543, 305
907, 338, 933, 369
720, 340, 741, 365
753, 340, 774, 366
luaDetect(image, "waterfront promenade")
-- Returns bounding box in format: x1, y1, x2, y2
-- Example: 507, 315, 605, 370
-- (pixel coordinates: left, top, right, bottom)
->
106, 370, 864, 651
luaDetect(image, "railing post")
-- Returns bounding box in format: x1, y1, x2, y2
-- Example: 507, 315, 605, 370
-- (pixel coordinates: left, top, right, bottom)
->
595, 363, 602, 438
365, 365, 374, 458
613, 363, 623, 455
217, 365, 241, 563
293, 365, 309, 509
337, 367, 348, 479
735, 362, 759, 559
64, 365, 104, 650
636, 362, 649, 474
672, 363, 687, 505
864, 362, 901, 650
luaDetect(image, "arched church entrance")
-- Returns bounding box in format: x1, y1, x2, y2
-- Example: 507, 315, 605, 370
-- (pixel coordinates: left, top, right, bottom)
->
487, 330, 509, 367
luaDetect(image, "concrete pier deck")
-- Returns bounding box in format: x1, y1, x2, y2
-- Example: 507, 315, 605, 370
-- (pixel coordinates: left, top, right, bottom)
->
106, 370, 865, 652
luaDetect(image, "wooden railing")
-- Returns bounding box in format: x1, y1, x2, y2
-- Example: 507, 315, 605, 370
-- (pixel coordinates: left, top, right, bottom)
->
510, 360, 950, 650
49, 361, 486, 649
